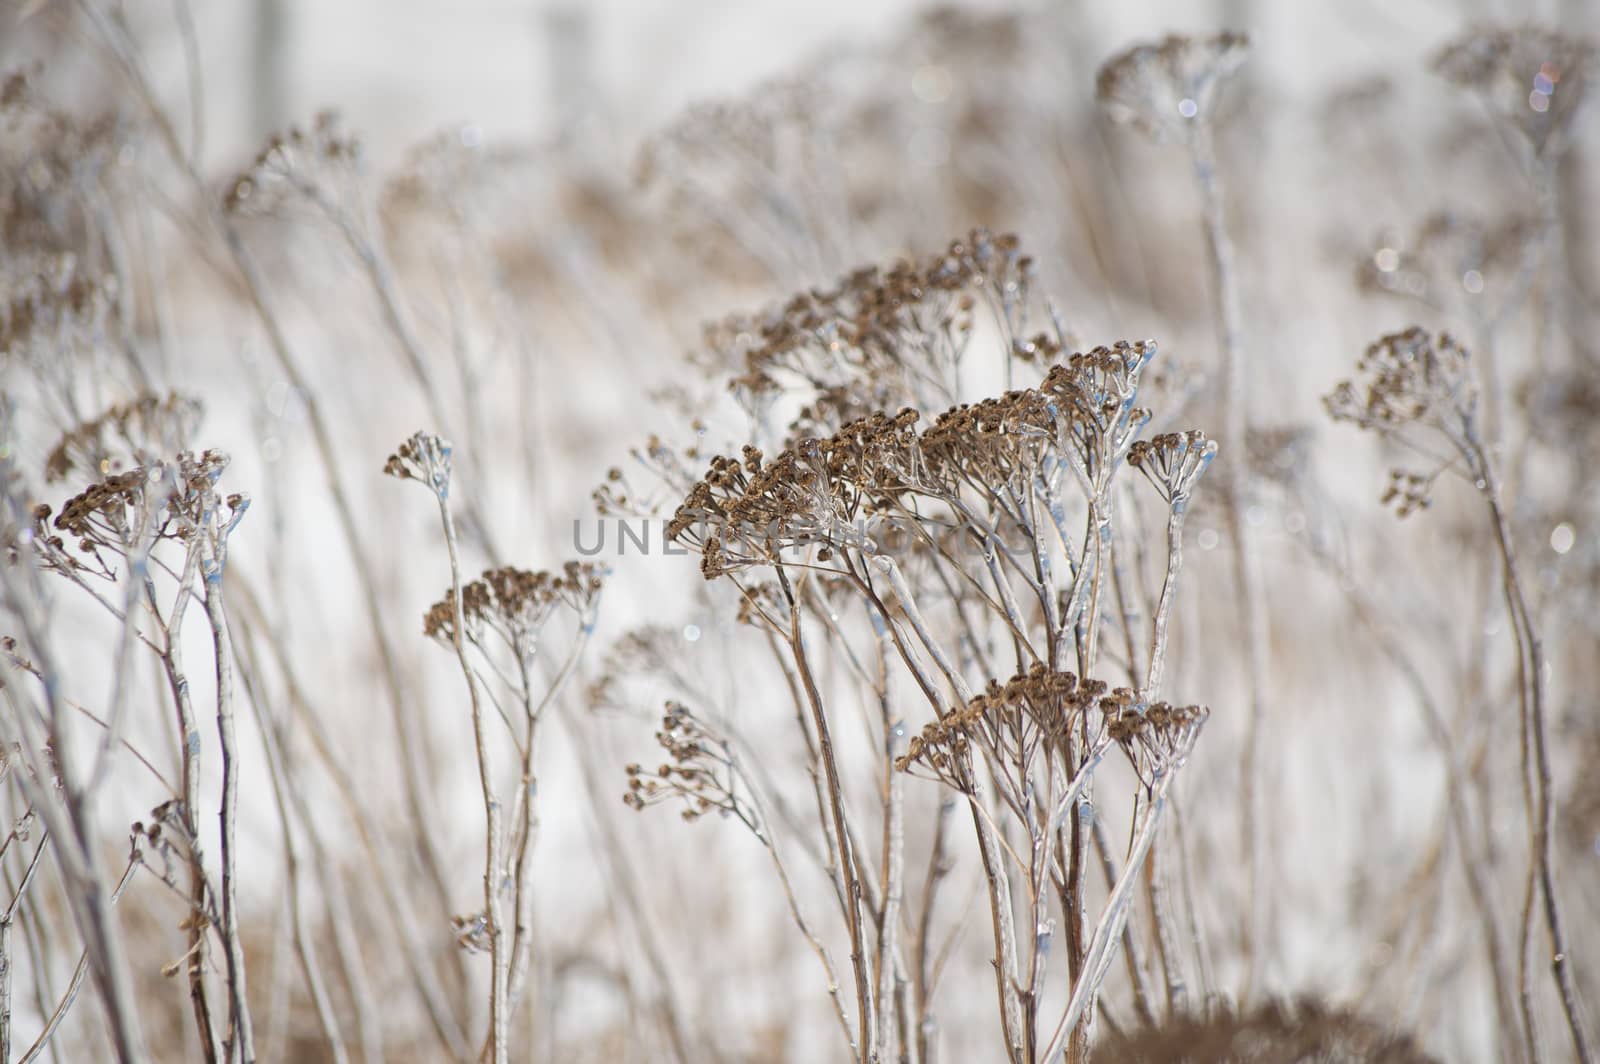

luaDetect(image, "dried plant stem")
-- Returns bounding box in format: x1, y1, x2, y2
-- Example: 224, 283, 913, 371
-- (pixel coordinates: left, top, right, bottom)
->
1318, 546, 1523, 1063
145, 566, 221, 1064
325, 206, 503, 563
1142, 500, 1194, 1019
1169, 796, 1212, 1006
201, 537, 256, 1064
1044, 768, 1177, 1063
913, 796, 955, 1064
1145, 821, 1185, 1014
231, 575, 454, 1060
1143, 506, 1187, 701
230, 625, 351, 1064
216, 228, 462, 947
915, 796, 947, 1062
777, 567, 877, 1062
559, 717, 695, 1064
749, 780, 855, 1052
1479, 463, 1592, 1064
430, 491, 508, 1064
506, 625, 593, 1012
1089, 818, 1155, 1028
1189, 124, 1270, 994
971, 791, 1025, 1064
1107, 529, 1145, 689
1, 830, 50, 1063
873, 634, 906, 1064
84, 14, 467, 996
15, 858, 138, 1064
87, 510, 156, 793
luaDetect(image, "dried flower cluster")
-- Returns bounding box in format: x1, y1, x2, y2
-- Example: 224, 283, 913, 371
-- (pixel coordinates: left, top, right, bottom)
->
899, 665, 1207, 790
223, 111, 362, 216
670, 337, 1172, 584
708, 229, 1053, 434
33, 449, 243, 579
1097, 32, 1251, 144
1096, 997, 1442, 1063
0, 253, 118, 361
382, 430, 453, 494
1128, 430, 1218, 509
422, 561, 606, 651
1325, 328, 1478, 438
623, 702, 760, 828
1324, 329, 1490, 517
0, 71, 133, 258
43, 392, 202, 483
626, 231, 1219, 1061
1434, 26, 1594, 159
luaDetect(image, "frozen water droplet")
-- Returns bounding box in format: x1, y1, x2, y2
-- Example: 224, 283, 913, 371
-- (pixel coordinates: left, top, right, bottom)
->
1197, 528, 1220, 551
1550, 522, 1575, 555
682, 624, 702, 643
1177, 98, 1198, 118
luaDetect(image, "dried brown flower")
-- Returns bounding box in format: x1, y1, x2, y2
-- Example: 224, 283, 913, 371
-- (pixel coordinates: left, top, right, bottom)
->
383, 431, 452, 494
1129, 430, 1217, 509
1326, 329, 1495, 516
1097, 33, 1251, 144
223, 111, 363, 216
1434, 26, 1594, 159
422, 561, 606, 652
711, 229, 1043, 438
899, 664, 1207, 790
44, 392, 203, 483
1324, 328, 1477, 440
668, 409, 922, 578
623, 702, 760, 829
39, 449, 240, 579
0, 254, 118, 361
1096, 996, 1440, 1063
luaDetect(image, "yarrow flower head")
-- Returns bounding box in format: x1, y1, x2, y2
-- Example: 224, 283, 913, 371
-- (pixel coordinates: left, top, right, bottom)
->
1433, 25, 1594, 160
44, 393, 203, 484
422, 561, 607, 654
898, 664, 1208, 790
668, 409, 922, 578
623, 701, 760, 829
1128, 430, 1218, 510
1323, 327, 1478, 437
223, 111, 363, 216
1326, 328, 1490, 516
383, 431, 453, 498
711, 229, 1052, 439
1097, 32, 1251, 144
32, 450, 244, 580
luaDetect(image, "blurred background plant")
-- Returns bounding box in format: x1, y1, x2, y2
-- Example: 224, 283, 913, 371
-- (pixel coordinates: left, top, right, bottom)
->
1, 0, 1597, 1061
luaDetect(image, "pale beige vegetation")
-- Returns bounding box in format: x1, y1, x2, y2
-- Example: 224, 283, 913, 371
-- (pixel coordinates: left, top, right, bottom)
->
1, 3, 1598, 1063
